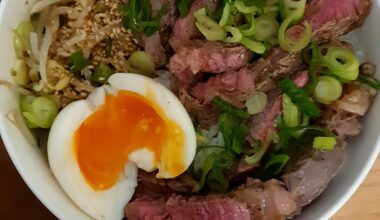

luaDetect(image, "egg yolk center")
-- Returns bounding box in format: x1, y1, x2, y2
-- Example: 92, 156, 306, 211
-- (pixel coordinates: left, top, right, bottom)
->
74, 90, 185, 190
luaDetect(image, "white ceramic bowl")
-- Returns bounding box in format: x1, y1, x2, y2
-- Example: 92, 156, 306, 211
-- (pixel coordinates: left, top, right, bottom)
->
0, 0, 379, 219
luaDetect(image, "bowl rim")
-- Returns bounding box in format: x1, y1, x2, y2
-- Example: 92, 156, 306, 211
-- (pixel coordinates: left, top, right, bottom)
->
0, 0, 379, 219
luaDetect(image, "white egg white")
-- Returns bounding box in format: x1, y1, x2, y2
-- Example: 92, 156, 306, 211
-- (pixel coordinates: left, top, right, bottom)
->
48, 73, 196, 220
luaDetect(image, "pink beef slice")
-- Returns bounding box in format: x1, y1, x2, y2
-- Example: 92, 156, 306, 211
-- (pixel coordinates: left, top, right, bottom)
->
125, 197, 168, 220
282, 147, 345, 208
231, 178, 298, 220
169, 41, 253, 83
126, 178, 296, 220
249, 92, 282, 142
141, 0, 177, 66
190, 68, 255, 108
171, 0, 204, 43
306, 0, 372, 42
126, 195, 250, 220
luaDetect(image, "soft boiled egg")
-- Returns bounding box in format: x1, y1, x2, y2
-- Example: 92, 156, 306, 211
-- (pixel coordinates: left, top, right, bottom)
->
47, 73, 196, 220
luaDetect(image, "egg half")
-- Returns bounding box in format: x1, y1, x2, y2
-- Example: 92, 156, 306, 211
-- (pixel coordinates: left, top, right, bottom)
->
47, 73, 196, 220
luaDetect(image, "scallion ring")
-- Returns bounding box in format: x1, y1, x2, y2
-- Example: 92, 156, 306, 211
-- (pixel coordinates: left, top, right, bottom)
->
313, 76, 343, 104
278, 18, 312, 52
224, 26, 243, 43
254, 15, 279, 41
194, 9, 227, 41
240, 37, 266, 54
234, 0, 259, 14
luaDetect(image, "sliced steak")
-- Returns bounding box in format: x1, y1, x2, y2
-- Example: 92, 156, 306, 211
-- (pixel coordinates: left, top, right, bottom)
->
166, 196, 250, 220
142, 32, 167, 66
126, 195, 250, 220
179, 88, 219, 127
321, 83, 376, 138
306, 0, 372, 42
134, 171, 198, 198
171, 0, 204, 44
126, 197, 168, 220
232, 178, 298, 219
249, 92, 282, 142
282, 147, 345, 207
321, 109, 362, 138
331, 83, 377, 116
126, 178, 296, 220
169, 41, 253, 83
141, 0, 177, 66
249, 47, 304, 92
191, 68, 255, 108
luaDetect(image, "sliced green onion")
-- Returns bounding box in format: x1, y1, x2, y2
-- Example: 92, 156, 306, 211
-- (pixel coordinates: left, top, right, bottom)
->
68, 51, 90, 74
194, 8, 227, 41
21, 96, 58, 129
278, 18, 312, 52
240, 37, 266, 54
128, 51, 155, 74
245, 148, 265, 165
194, 153, 215, 191
11, 59, 29, 86
196, 133, 209, 146
240, 15, 256, 37
91, 63, 113, 84
254, 15, 279, 41
282, 0, 306, 22
178, 0, 193, 17
13, 21, 34, 58
358, 75, 380, 90
219, 3, 232, 27
224, 26, 243, 43
313, 136, 336, 151
245, 91, 268, 115
282, 94, 301, 127
313, 76, 343, 104
235, 0, 259, 14
213, 97, 250, 119
319, 46, 360, 81
263, 154, 289, 176
279, 79, 321, 118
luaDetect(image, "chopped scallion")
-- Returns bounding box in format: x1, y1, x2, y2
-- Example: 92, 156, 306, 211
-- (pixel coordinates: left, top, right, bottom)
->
313, 76, 342, 104
282, 94, 301, 127
279, 79, 321, 118
313, 136, 336, 151
245, 91, 268, 115
194, 8, 227, 41
319, 46, 359, 81
213, 97, 250, 119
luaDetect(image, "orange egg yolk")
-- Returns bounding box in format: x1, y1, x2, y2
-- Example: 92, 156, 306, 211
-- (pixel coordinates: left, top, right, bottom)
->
74, 90, 185, 191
